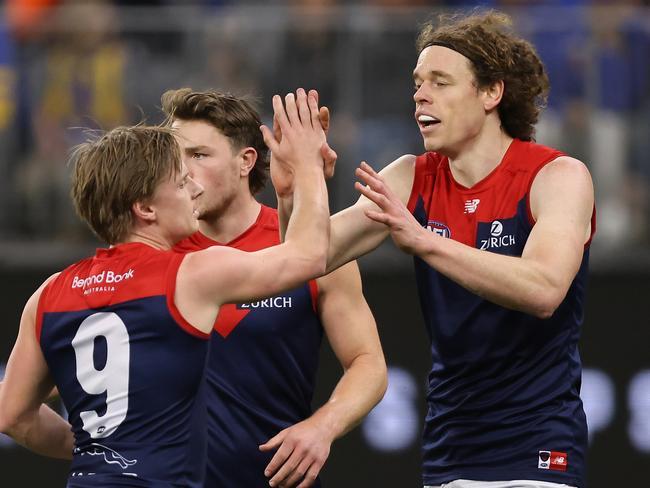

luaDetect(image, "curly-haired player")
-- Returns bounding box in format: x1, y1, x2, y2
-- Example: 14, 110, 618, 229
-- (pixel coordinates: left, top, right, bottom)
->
274, 10, 595, 488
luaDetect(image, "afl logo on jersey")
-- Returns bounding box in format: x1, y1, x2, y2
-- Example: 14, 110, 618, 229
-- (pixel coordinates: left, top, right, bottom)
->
426, 220, 451, 238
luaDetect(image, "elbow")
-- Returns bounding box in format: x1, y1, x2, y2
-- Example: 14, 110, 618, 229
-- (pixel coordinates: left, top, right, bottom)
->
0, 396, 12, 435
0, 410, 19, 439
371, 356, 389, 404
314, 253, 328, 277
307, 246, 328, 278
528, 287, 566, 319
301, 252, 327, 280
377, 366, 388, 402
531, 306, 555, 320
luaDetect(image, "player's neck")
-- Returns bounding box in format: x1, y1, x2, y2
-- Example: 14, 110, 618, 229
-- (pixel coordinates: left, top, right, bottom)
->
199, 194, 261, 244
122, 231, 173, 251
447, 124, 513, 189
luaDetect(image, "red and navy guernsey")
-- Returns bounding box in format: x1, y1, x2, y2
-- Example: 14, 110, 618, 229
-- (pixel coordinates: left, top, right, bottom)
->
407, 139, 595, 488
175, 205, 323, 488
37, 242, 210, 487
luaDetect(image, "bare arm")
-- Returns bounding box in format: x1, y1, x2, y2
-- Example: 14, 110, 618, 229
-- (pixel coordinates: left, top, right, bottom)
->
260, 261, 387, 487
0, 277, 74, 459
357, 156, 594, 318
176, 89, 330, 333
277, 154, 416, 274
327, 155, 416, 272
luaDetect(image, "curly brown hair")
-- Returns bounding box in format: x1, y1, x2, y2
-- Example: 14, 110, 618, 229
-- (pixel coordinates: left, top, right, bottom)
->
161, 88, 269, 195
70, 125, 181, 244
416, 10, 549, 141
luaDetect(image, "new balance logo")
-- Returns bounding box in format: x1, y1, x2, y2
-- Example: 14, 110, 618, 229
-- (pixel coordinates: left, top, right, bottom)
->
538, 450, 568, 472
464, 199, 480, 214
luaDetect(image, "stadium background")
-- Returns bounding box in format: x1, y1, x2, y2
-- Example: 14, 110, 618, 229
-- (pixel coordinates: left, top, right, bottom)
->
0, 1, 648, 486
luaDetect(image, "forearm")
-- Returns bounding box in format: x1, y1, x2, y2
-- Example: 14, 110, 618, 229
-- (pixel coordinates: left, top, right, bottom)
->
276, 194, 293, 242
311, 353, 387, 441
6, 404, 73, 460
417, 232, 568, 318
285, 168, 330, 274
326, 206, 389, 273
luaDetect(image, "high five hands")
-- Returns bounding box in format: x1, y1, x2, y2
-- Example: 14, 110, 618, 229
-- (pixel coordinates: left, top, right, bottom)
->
261, 88, 337, 198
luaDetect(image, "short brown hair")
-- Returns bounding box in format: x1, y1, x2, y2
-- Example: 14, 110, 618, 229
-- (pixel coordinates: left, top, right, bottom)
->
417, 10, 549, 141
70, 125, 182, 244
160, 88, 269, 194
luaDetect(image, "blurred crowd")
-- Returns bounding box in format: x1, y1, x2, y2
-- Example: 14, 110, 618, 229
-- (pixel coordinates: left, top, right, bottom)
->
0, 0, 648, 258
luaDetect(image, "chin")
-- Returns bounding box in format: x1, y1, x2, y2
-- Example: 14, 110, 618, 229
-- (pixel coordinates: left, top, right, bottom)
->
422, 138, 439, 153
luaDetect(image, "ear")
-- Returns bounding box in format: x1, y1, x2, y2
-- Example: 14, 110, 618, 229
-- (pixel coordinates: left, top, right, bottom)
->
132, 200, 157, 224
239, 147, 258, 178
482, 79, 504, 112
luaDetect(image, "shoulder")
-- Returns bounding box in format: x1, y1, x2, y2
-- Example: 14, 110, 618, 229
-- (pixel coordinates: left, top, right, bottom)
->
533, 155, 593, 192
180, 245, 228, 272
379, 154, 417, 179
25, 272, 61, 319
375, 154, 419, 205
530, 155, 594, 224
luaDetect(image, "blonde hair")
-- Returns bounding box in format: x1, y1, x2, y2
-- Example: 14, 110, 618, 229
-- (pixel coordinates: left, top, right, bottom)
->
70, 125, 182, 244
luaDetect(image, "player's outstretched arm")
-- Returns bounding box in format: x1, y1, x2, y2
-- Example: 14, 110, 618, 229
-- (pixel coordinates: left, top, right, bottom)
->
0, 276, 74, 459
259, 261, 386, 488
175, 89, 330, 333
325, 154, 416, 273
357, 156, 594, 317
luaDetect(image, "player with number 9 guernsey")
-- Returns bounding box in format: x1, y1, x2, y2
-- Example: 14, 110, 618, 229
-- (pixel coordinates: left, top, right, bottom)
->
0, 93, 330, 488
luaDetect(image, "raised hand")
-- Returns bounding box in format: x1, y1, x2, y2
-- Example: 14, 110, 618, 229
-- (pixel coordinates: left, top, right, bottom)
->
355, 161, 429, 255
267, 89, 336, 198
261, 89, 324, 172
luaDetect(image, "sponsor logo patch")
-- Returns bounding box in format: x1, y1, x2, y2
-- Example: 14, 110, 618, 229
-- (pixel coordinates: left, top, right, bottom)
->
238, 296, 293, 309
476, 218, 518, 254
538, 450, 568, 471
72, 269, 135, 295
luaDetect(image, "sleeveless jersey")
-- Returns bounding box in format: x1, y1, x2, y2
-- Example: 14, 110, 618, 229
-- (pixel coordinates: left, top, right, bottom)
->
37, 242, 210, 487
406, 139, 595, 488
174, 205, 323, 488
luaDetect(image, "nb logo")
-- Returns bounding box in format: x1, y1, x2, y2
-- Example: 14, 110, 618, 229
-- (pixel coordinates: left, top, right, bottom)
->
464, 199, 480, 214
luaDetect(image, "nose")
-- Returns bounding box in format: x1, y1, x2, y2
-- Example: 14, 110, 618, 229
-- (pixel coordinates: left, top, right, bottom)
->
189, 177, 204, 199
413, 83, 430, 105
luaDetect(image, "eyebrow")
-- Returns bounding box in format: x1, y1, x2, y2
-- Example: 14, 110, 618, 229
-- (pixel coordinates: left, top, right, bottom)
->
413, 70, 454, 82
183, 145, 210, 153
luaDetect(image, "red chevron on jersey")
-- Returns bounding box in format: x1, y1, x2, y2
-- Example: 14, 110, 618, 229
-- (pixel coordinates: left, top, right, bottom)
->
174, 205, 319, 338
214, 303, 250, 338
